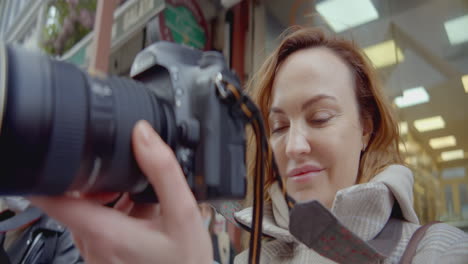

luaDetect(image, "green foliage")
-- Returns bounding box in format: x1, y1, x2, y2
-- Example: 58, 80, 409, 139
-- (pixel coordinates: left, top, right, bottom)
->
42, 0, 97, 56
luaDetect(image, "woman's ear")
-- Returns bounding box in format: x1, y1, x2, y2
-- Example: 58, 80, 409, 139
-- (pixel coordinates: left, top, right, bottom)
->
361, 117, 373, 152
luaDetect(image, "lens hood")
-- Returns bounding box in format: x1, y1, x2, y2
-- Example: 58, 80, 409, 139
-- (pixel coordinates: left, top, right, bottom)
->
0, 43, 6, 132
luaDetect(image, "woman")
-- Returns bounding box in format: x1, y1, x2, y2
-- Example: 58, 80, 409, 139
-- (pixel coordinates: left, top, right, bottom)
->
31, 28, 468, 264
232, 27, 468, 263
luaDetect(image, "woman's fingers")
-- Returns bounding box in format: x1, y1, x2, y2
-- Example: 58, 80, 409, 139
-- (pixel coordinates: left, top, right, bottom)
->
31, 195, 166, 261
28, 120, 213, 264
29, 195, 134, 235
113, 193, 135, 215
76, 192, 122, 205
132, 121, 200, 226
131, 121, 212, 263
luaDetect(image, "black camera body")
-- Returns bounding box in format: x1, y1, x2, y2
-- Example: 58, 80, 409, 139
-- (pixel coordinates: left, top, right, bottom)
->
130, 43, 247, 201
0, 42, 246, 201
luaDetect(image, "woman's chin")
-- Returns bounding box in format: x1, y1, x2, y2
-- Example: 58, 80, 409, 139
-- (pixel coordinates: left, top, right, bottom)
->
287, 189, 331, 207
289, 190, 318, 203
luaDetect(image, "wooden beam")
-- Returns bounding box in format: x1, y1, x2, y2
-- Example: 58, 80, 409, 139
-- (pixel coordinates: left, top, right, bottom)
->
89, 0, 118, 75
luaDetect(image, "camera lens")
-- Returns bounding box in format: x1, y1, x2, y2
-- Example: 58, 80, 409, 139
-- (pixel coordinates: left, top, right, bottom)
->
0, 44, 7, 133
0, 44, 175, 196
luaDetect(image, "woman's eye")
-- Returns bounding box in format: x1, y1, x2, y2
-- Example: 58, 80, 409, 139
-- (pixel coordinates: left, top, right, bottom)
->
272, 126, 287, 134
309, 113, 333, 125
311, 118, 330, 124
271, 124, 288, 134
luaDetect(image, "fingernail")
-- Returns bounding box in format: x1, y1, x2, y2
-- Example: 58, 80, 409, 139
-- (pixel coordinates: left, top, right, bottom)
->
136, 120, 155, 145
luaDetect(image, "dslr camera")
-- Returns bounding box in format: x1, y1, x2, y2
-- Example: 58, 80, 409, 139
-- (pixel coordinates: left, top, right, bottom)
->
0, 42, 247, 202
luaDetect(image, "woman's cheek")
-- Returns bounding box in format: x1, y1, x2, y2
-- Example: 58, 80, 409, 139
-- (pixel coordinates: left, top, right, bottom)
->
270, 138, 287, 175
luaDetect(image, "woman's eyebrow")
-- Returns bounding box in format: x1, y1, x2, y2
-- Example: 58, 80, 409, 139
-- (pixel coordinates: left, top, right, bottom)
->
269, 94, 337, 115
300, 95, 337, 111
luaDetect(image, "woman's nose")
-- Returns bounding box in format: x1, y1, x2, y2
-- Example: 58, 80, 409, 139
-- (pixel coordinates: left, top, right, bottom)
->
285, 127, 311, 158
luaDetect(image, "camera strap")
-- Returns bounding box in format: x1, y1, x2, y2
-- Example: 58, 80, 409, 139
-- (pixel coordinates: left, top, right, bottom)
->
0, 207, 42, 233
0, 207, 42, 264
289, 200, 402, 263
215, 73, 266, 264
215, 72, 294, 264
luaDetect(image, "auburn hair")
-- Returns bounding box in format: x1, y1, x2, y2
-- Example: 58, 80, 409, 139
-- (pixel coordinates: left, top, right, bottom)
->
246, 27, 403, 202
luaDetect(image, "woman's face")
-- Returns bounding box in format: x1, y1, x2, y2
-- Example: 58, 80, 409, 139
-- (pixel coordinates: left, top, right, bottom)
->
269, 47, 371, 208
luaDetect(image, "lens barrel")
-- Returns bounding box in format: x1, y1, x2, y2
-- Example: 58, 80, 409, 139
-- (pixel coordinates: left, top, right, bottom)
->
0, 44, 173, 196
0, 44, 7, 134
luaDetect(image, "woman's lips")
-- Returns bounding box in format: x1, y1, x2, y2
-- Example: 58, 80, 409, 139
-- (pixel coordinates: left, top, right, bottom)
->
287, 165, 324, 183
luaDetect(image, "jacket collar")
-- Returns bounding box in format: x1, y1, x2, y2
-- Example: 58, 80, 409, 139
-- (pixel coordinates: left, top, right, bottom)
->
234, 165, 419, 242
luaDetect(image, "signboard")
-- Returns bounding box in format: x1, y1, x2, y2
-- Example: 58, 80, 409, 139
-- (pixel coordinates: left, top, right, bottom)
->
158, 0, 210, 50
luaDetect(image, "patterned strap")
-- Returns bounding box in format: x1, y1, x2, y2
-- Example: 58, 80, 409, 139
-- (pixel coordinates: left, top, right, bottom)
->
289, 200, 403, 264
212, 201, 243, 225
399, 221, 440, 264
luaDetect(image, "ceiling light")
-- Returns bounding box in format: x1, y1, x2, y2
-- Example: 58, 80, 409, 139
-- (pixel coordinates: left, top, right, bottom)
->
414, 116, 445, 132
399, 122, 408, 135
363, 40, 404, 68
399, 141, 419, 154
394, 87, 430, 108
444, 15, 468, 45
441, 149, 464, 161
429, 135, 456, 149
463, 75, 468, 93
316, 0, 379, 33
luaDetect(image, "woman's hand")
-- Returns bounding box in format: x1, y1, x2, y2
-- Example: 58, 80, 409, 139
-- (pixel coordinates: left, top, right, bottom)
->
30, 120, 213, 264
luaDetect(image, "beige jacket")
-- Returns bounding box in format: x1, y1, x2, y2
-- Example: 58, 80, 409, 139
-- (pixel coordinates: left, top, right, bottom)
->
234, 165, 468, 264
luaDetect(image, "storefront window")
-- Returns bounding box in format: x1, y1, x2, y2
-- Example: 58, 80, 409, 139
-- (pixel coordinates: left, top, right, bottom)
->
460, 184, 468, 219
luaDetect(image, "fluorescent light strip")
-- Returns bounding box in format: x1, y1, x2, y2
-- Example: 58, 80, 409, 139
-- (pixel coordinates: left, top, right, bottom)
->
441, 149, 464, 161
363, 40, 404, 68
463, 75, 468, 93
399, 141, 419, 153
444, 15, 468, 45
414, 116, 445, 132
429, 135, 456, 149
399, 122, 408, 135
316, 0, 379, 33
394, 87, 430, 108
